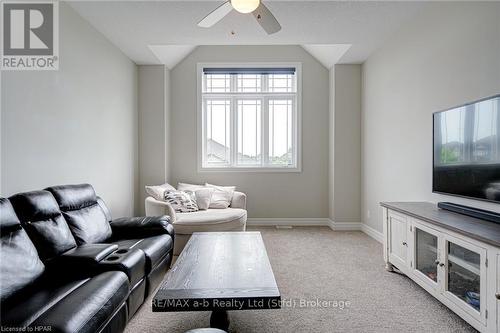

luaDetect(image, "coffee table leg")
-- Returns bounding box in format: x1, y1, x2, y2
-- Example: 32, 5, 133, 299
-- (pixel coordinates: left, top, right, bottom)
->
210, 309, 229, 331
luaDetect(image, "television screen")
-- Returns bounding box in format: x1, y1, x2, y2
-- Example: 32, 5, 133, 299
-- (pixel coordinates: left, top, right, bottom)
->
433, 95, 500, 203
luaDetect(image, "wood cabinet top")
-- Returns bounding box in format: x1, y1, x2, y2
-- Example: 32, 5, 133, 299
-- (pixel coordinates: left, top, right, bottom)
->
381, 202, 500, 248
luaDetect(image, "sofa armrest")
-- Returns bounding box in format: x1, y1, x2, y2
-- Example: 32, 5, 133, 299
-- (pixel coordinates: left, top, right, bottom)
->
56, 244, 118, 265
145, 196, 177, 222
47, 244, 119, 278
50, 244, 146, 286
109, 215, 175, 240
231, 191, 247, 209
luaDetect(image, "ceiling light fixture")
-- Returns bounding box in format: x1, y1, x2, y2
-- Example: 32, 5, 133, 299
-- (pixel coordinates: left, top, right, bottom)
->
231, 0, 260, 14
198, 0, 281, 35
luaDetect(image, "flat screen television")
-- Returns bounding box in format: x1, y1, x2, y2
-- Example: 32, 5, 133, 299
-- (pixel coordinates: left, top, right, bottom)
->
433, 94, 500, 203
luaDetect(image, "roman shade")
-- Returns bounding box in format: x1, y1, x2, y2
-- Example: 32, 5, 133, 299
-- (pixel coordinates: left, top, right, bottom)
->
203, 67, 296, 75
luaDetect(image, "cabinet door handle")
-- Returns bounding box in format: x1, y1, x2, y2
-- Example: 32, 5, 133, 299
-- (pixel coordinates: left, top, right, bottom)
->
402, 242, 407, 246
439, 262, 445, 267
435, 260, 440, 265
496, 293, 500, 300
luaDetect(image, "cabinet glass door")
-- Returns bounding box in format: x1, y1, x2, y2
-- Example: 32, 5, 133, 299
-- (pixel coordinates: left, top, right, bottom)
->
415, 228, 439, 283
443, 236, 486, 323
447, 242, 481, 310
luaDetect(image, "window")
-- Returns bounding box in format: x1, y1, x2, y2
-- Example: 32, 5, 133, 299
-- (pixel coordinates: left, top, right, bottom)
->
198, 64, 301, 171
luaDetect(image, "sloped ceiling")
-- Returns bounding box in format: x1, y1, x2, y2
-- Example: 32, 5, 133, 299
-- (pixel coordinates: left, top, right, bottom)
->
146, 43, 350, 69
301, 44, 352, 69
69, 1, 429, 65
148, 45, 198, 69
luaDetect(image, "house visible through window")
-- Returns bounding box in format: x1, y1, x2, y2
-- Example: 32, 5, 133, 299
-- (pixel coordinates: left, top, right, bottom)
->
198, 65, 301, 171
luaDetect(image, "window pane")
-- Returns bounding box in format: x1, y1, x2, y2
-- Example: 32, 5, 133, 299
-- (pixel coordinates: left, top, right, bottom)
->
205, 99, 231, 165
204, 74, 231, 93
237, 74, 261, 93
268, 74, 294, 93
237, 100, 261, 165
269, 99, 293, 166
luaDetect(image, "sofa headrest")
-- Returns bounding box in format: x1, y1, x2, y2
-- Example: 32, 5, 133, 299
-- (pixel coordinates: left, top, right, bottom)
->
9, 191, 61, 222
0, 198, 46, 304
0, 198, 22, 233
97, 196, 112, 222
46, 184, 97, 211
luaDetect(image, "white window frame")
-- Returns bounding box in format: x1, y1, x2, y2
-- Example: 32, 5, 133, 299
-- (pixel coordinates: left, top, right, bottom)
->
197, 62, 302, 173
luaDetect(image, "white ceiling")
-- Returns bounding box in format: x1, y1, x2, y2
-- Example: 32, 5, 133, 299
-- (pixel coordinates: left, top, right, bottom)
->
148, 45, 198, 68
301, 44, 352, 68
68, 1, 429, 67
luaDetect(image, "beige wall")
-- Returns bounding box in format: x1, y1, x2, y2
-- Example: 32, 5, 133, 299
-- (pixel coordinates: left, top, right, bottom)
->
362, 2, 500, 232
170, 45, 330, 218
138, 65, 171, 214
1, 3, 138, 217
332, 65, 362, 223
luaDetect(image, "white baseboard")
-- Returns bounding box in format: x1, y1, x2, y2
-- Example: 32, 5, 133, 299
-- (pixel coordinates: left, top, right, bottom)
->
247, 218, 361, 230
361, 223, 383, 243
246, 218, 383, 244
247, 218, 329, 226
327, 220, 362, 231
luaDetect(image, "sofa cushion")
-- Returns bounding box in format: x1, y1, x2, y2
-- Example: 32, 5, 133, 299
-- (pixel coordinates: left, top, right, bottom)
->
165, 190, 199, 213
1, 277, 88, 327
175, 185, 215, 210
47, 184, 97, 211
193, 188, 214, 210
0, 198, 45, 303
112, 234, 173, 273
110, 215, 174, 239
173, 208, 247, 234
30, 271, 129, 333
205, 183, 235, 209
97, 197, 112, 222
145, 183, 176, 201
0, 197, 22, 231
61, 206, 112, 244
177, 182, 204, 191
9, 191, 77, 261
47, 184, 112, 245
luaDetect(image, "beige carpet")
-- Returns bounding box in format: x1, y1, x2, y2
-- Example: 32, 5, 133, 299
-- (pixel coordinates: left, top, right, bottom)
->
125, 227, 476, 333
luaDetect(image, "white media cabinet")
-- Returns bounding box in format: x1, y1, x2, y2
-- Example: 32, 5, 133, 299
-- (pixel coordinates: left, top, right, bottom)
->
381, 202, 500, 332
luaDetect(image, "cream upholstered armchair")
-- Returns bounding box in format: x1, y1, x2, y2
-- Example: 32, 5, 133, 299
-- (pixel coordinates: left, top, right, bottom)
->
145, 191, 247, 256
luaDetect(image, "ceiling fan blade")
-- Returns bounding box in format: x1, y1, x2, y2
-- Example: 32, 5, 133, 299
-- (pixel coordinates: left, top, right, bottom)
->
198, 1, 233, 28
252, 2, 281, 35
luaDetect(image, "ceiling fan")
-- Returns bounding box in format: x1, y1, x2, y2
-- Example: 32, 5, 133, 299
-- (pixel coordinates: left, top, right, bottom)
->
198, 0, 281, 35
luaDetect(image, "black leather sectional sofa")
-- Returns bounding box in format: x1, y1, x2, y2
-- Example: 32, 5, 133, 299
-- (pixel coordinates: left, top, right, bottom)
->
0, 184, 174, 333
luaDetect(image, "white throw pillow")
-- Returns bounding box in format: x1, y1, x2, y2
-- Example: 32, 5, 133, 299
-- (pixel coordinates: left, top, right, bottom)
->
177, 182, 215, 209
177, 182, 205, 191
205, 183, 235, 209
145, 183, 175, 201
164, 190, 199, 213
194, 188, 214, 210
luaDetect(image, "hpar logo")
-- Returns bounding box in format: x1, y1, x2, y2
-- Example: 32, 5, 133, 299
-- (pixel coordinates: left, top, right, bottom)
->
1, 1, 59, 70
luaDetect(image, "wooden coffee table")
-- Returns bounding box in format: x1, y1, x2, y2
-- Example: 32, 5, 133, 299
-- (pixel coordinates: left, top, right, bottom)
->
152, 232, 281, 330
